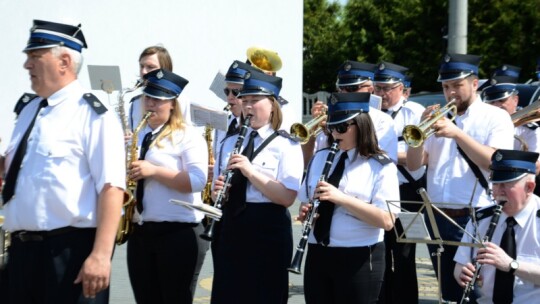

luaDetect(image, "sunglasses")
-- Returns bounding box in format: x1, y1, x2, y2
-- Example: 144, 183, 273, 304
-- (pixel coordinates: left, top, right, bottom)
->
223, 88, 241, 97
340, 84, 371, 93
327, 121, 355, 134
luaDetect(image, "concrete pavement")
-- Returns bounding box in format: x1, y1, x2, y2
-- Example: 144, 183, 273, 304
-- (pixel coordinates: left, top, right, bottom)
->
110, 202, 441, 304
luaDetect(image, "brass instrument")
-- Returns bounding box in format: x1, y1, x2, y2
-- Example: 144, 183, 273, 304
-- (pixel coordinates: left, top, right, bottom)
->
288, 141, 340, 274
246, 46, 282, 73
200, 115, 252, 241
0, 213, 9, 270
115, 111, 152, 245
202, 125, 215, 206
511, 98, 540, 127
402, 99, 457, 148
290, 113, 327, 144
117, 79, 144, 135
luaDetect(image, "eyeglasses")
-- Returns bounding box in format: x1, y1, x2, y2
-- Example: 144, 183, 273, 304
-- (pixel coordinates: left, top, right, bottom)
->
339, 84, 372, 93
223, 88, 241, 97
374, 84, 401, 93
327, 121, 355, 134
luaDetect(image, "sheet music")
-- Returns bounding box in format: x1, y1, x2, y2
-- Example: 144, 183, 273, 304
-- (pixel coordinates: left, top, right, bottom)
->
398, 212, 431, 240
190, 103, 228, 131
169, 199, 222, 220
209, 70, 227, 102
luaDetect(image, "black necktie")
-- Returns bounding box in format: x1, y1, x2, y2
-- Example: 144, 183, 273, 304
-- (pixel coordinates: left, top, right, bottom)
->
136, 131, 153, 213
313, 151, 348, 245
226, 118, 237, 136
493, 217, 517, 304
2, 99, 48, 203
227, 131, 258, 215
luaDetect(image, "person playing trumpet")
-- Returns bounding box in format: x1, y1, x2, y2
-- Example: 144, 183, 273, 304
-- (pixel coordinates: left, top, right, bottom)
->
482, 65, 540, 196
406, 53, 515, 302
298, 92, 399, 304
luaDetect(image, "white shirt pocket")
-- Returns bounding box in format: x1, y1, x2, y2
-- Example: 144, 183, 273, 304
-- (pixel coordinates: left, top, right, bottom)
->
252, 155, 279, 179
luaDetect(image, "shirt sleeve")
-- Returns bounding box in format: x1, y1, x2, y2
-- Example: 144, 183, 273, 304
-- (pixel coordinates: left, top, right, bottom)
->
181, 130, 209, 192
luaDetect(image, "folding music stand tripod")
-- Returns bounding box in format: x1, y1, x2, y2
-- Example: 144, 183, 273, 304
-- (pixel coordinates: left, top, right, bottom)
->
386, 187, 483, 304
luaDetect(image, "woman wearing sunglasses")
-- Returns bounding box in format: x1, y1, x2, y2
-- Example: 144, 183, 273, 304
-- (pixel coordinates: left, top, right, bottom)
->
298, 92, 400, 304
210, 69, 304, 304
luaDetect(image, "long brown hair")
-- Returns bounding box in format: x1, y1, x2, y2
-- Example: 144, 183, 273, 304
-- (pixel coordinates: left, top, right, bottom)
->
139, 45, 173, 71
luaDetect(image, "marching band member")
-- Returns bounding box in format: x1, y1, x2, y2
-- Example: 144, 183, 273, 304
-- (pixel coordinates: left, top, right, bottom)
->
127, 69, 208, 303
299, 92, 400, 304
301, 60, 398, 167
406, 53, 515, 302
2, 20, 125, 302
210, 69, 304, 304
454, 149, 540, 304
373, 61, 426, 304
129, 45, 190, 131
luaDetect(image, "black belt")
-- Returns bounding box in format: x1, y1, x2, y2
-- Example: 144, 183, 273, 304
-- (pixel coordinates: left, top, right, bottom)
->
439, 208, 477, 218
11, 226, 88, 242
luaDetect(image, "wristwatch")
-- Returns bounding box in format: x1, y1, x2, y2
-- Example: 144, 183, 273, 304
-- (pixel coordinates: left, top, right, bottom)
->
509, 260, 519, 274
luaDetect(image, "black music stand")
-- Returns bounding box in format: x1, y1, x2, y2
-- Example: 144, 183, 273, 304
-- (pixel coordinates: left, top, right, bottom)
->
386, 188, 483, 304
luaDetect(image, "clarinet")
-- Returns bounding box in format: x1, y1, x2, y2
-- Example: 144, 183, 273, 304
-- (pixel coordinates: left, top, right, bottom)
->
460, 198, 505, 304
288, 140, 340, 274
200, 115, 252, 241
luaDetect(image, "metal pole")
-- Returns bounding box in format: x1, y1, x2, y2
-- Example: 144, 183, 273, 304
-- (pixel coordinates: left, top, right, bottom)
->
448, 0, 468, 54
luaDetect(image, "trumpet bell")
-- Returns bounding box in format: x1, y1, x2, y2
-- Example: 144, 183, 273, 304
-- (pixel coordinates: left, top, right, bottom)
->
247, 46, 282, 72
290, 114, 327, 144
402, 100, 457, 147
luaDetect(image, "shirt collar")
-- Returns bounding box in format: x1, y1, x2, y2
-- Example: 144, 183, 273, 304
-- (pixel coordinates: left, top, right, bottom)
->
45, 80, 82, 107
248, 123, 273, 140
387, 97, 405, 112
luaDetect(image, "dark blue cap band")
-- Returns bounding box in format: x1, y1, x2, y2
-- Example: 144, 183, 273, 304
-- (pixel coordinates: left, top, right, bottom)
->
440, 62, 478, 74
491, 159, 536, 173
29, 32, 83, 52
240, 79, 280, 98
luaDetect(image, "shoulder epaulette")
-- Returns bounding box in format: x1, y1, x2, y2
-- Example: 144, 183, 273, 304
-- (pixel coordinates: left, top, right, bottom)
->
82, 93, 108, 114
525, 122, 539, 130
129, 94, 142, 103
277, 129, 297, 142
371, 153, 392, 165
14, 93, 38, 116
475, 205, 497, 221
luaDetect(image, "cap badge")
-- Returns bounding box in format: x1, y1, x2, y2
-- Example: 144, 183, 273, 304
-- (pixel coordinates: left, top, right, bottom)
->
490, 78, 498, 85
156, 70, 164, 79
502, 65, 508, 71
245, 72, 251, 80
444, 54, 451, 62
330, 95, 338, 105
495, 151, 503, 161
378, 63, 385, 70
232, 62, 238, 69
344, 63, 352, 71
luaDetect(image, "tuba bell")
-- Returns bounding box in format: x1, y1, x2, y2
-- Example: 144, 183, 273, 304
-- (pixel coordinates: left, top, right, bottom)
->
511, 97, 540, 127
246, 46, 282, 73
402, 99, 457, 148
290, 113, 327, 144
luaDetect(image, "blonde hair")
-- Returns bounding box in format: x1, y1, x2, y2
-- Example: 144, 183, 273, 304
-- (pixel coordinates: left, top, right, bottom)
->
151, 98, 186, 148
269, 96, 283, 130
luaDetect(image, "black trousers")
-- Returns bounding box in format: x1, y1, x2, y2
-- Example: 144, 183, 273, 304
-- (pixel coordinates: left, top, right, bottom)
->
127, 222, 207, 304
6, 227, 107, 304
304, 242, 385, 304
379, 175, 425, 304
211, 203, 293, 304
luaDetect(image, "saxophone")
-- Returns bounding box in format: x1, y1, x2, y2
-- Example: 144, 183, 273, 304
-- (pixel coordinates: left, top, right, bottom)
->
202, 125, 215, 206
115, 111, 152, 245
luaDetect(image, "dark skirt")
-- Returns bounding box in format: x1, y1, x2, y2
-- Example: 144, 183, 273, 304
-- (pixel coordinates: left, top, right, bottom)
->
211, 203, 293, 304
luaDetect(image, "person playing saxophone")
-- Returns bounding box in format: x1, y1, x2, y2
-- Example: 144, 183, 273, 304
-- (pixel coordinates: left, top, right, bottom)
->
126, 69, 208, 304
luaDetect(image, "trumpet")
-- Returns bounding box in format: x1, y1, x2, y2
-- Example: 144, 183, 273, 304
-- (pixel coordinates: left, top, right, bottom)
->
402, 99, 457, 148
511, 98, 540, 127
290, 113, 327, 144
200, 115, 252, 241
288, 140, 340, 274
